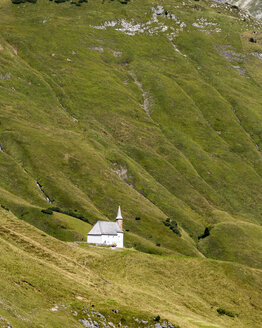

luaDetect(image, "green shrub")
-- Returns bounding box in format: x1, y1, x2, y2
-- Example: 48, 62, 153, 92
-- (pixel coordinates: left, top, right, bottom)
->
198, 227, 210, 240
154, 315, 160, 322
11, 0, 26, 4
11, 0, 37, 4
41, 209, 53, 215
217, 308, 235, 318
103, 0, 131, 4
48, 207, 61, 212
163, 218, 181, 237
120, 318, 126, 324
47, 207, 90, 223
1, 205, 9, 211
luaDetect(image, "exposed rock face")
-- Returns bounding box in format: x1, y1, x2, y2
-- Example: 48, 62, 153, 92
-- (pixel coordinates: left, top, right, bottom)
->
231, 0, 262, 19
50, 304, 176, 328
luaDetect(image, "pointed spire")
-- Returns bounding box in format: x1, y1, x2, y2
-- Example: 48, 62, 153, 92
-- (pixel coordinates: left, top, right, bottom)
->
116, 205, 122, 219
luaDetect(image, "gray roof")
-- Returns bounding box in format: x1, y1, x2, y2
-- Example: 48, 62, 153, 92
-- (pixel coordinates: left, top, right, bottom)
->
88, 221, 123, 235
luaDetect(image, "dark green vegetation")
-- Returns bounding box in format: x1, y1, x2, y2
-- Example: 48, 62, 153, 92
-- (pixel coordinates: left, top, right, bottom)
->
198, 227, 210, 240
47, 206, 90, 222
163, 218, 181, 237
11, 0, 37, 5
1, 0, 262, 325
217, 308, 235, 318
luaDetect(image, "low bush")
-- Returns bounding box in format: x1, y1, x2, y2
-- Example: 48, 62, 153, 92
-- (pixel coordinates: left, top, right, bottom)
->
198, 227, 210, 240
41, 209, 53, 215
11, 0, 37, 4
1, 205, 9, 211
71, 0, 87, 5
48, 206, 61, 212
120, 318, 126, 324
154, 315, 160, 322
11, 0, 25, 4
163, 218, 181, 237
217, 308, 235, 318
103, 0, 131, 4
47, 207, 90, 223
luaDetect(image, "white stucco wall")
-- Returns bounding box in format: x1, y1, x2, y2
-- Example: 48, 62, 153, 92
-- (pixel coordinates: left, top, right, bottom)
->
117, 232, 124, 248
87, 233, 123, 248
87, 234, 102, 244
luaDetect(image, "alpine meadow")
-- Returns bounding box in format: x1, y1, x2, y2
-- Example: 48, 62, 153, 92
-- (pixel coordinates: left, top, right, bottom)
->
1, 0, 262, 327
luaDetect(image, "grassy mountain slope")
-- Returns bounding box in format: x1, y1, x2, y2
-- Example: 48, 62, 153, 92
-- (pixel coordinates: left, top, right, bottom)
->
1, 0, 262, 268
1, 207, 262, 328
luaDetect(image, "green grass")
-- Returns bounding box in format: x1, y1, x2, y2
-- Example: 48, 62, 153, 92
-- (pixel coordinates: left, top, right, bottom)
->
3, 0, 262, 326
1, 208, 262, 327
199, 221, 262, 269
0, 0, 262, 268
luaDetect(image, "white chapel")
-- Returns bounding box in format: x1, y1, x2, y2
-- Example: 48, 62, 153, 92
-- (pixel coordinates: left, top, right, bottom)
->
87, 206, 124, 248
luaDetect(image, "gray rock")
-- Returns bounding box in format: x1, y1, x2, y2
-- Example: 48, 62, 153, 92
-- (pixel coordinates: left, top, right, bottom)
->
80, 319, 97, 328
0, 73, 11, 81
97, 313, 106, 319
113, 51, 122, 57
154, 324, 161, 328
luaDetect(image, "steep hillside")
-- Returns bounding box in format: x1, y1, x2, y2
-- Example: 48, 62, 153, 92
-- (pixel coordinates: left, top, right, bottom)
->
1, 0, 262, 269
1, 207, 262, 328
